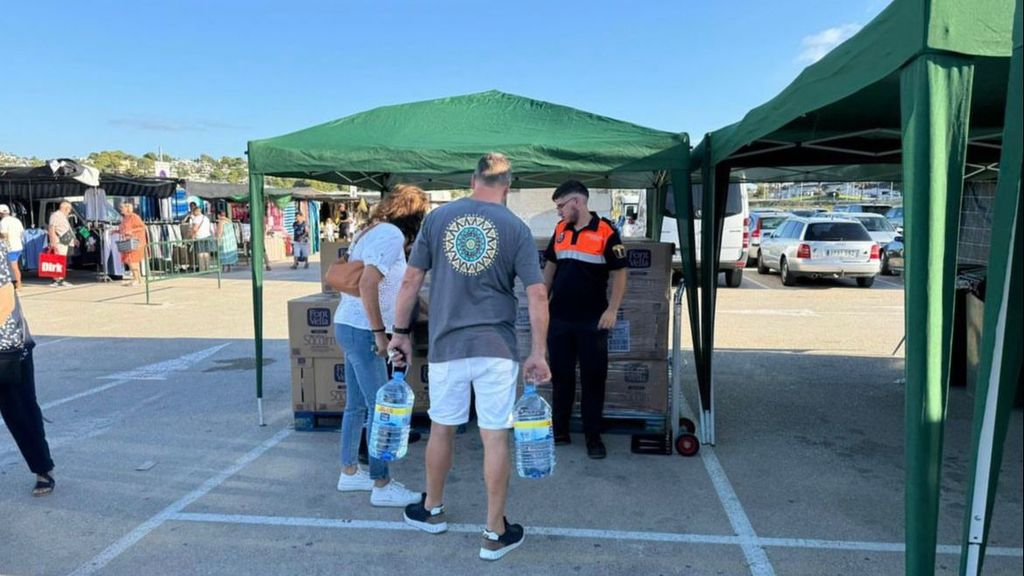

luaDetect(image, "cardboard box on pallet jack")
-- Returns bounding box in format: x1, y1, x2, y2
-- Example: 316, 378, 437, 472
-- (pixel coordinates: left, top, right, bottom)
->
288, 294, 341, 357
291, 357, 316, 412
313, 357, 348, 412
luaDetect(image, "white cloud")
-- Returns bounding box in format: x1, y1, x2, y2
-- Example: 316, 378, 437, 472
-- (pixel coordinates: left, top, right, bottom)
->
798, 23, 862, 64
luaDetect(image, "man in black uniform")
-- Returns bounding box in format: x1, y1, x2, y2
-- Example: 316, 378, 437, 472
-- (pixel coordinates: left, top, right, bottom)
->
543, 180, 628, 459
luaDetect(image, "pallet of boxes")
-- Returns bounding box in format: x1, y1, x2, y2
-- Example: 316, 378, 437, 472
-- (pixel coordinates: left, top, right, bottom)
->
287, 240, 429, 431
516, 239, 673, 433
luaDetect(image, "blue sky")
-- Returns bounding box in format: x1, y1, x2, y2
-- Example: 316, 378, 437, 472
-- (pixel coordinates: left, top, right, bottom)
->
1, 0, 889, 160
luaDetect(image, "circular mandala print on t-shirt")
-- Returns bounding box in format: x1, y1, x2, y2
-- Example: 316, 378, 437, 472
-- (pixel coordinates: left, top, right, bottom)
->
443, 214, 499, 276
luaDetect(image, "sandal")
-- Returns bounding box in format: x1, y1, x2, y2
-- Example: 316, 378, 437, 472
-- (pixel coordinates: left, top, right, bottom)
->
32, 473, 55, 497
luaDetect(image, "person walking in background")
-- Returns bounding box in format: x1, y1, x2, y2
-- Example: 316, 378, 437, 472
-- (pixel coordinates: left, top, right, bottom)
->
338, 204, 353, 241
389, 153, 551, 561
189, 205, 213, 271
291, 211, 310, 269
0, 204, 25, 289
0, 240, 54, 496
543, 180, 628, 459
333, 184, 429, 508
217, 209, 239, 273
322, 215, 338, 243
117, 202, 148, 287
47, 200, 76, 287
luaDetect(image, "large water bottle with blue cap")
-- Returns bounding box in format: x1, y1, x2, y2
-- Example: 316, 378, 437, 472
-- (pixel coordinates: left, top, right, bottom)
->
513, 381, 555, 479
369, 368, 415, 461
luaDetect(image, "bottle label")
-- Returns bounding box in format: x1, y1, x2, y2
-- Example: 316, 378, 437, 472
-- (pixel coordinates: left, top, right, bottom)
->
514, 419, 552, 442
374, 402, 412, 427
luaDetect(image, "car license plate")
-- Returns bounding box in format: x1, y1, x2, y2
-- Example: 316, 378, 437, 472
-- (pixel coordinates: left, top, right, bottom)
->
829, 249, 859, 258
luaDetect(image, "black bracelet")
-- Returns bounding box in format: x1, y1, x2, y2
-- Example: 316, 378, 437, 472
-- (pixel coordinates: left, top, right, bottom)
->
371, 328, 386, 334
392, 326, 411, 335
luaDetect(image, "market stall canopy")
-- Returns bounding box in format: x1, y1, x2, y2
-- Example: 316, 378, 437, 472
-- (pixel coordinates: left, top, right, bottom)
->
692, 0, 1014, 182
1, 159, 182, 198
247, 90, 689, 190
185, 181, 341, 201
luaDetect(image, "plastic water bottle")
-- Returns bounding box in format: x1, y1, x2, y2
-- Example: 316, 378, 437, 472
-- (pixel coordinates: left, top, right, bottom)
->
513, 382, 555, 479
369, 369, 415, 461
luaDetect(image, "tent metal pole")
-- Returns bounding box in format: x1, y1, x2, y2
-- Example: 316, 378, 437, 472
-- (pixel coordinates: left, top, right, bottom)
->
247, 150, 267, 427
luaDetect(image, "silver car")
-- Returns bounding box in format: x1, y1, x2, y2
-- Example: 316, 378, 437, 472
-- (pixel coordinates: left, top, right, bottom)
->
822, 212, 898, 246
757, 216, 881, 287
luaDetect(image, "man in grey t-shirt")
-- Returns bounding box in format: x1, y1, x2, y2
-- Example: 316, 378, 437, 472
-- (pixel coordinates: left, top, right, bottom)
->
389, 153, 550, 561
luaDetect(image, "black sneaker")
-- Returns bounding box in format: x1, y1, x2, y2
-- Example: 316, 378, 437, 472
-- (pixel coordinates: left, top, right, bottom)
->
403, 494, 447, 534
554, 432, 571, 446
479, 517, 525, 561
586, 435, 607, 459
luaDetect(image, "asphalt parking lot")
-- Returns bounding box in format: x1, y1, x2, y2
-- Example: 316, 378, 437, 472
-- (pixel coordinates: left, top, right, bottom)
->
2, 258, 1020, 576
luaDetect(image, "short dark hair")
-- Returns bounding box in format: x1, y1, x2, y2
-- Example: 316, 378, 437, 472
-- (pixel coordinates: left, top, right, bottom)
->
552, 180, 589, 201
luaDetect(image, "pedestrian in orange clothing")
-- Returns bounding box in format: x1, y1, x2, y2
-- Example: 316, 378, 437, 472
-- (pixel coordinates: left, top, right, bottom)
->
118, 203, 148, 287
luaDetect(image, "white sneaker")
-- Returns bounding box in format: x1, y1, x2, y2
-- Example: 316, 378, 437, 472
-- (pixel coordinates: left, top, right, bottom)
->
337, 468, 374, 492
371, 480, 421, 508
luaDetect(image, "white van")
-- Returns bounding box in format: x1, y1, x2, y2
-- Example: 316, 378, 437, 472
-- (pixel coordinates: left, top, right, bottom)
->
660, 183, 750, 288
33, 196, 121, 229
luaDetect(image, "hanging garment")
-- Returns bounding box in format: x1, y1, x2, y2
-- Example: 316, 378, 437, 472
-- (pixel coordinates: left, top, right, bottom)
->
84, 188, 109, 221
21, 229, 48, 270
103, 228, 126, 277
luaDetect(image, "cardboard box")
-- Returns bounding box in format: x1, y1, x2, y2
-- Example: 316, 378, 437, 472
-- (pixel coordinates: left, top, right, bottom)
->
602, 360, 670, 413
514, 299, 669, 360
527, 359, 669, 416
606, 301, 670, 359
319, 240, 351, 293
619, 241, 673, 302
404, 354, 431, 412
288, 294, 342, 358
291, 357, 316, 412
313, 357, 347, 412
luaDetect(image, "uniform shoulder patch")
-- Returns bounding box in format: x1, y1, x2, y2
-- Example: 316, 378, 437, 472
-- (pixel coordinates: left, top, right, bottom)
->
612, 244, 627, 259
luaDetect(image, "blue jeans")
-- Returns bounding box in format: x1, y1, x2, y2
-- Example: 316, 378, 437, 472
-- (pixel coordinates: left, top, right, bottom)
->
335, 323, 389, 480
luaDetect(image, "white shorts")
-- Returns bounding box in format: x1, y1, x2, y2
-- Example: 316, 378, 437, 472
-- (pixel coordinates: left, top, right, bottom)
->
427, 357, 519, 430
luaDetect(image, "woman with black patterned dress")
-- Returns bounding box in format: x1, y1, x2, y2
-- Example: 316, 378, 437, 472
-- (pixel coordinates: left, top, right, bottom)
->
0, 240, 54, 496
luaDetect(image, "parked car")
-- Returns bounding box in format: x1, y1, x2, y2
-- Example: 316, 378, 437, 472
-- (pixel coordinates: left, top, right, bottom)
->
757, 216, 881, 287
822, 212, 897, 246
746, 211, 792, 267
832, 203, 892, 216
790, 208, 828, 218
661, 183, 750, 287
881, 233, 904, 275
885, 205, 904, 229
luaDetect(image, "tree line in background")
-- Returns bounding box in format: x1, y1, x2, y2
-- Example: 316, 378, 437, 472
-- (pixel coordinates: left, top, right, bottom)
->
1, 149, 344, 192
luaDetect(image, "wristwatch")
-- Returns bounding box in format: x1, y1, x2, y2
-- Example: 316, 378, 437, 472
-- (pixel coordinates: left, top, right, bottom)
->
392, 326, 411, 335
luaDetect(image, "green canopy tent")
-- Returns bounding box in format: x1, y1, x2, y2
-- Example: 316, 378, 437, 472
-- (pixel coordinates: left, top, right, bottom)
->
245, 89, 689, 420
687, 0, 1018, 574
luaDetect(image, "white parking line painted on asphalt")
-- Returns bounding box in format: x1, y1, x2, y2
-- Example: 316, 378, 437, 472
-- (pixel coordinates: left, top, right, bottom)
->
66, 427, 293, 576
167, 513, 1024, 558
676, 398, 775, 575
34, 336, 73, 348
742, 276, 773, 290
1, 343, 231, 428
170, 511, 744, 544
720, 309, 816, 317
701, 447, 776, 575
99, 343, 231, 381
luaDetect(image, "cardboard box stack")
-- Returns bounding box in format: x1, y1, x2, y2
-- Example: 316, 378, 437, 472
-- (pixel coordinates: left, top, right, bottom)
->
288, 290, 430, 423
515, 239, 673, 421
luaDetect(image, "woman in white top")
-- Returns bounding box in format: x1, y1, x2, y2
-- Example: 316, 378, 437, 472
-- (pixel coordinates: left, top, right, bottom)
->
334, 184, 429, 507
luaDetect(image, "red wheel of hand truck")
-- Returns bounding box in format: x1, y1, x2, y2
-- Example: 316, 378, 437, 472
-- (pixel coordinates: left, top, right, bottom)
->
679, 417, 696, 434
675, 433, 700, 457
